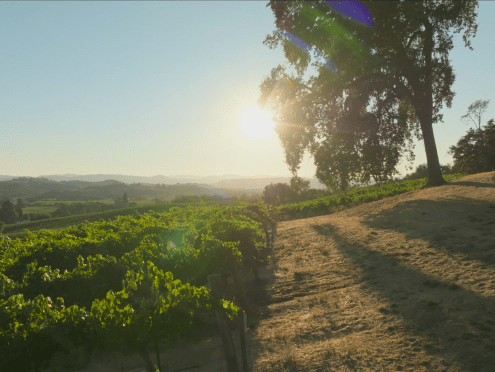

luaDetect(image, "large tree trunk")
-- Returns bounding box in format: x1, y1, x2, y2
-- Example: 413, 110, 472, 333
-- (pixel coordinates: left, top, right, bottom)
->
419, 17, 446, 188
339, 169, 349, 192
419, 112, 446, 187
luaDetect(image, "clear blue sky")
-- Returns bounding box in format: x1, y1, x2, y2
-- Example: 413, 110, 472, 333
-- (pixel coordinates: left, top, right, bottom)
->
1, 1, 494, 179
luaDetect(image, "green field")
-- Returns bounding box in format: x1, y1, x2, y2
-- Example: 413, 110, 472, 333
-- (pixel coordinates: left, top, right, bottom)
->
27, 198, 158, 207
22, 205, 59, 215
3, 201, 219, 239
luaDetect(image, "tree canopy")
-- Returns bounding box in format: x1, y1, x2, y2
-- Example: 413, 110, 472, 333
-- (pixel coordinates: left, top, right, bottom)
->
260, 0, 479, 189
262, 176, 325, 205
0, 200, 18, 224
449, 118, 495, 174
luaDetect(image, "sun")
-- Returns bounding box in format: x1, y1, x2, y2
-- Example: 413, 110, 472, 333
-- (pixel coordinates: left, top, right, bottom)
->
241, 106, 275, 139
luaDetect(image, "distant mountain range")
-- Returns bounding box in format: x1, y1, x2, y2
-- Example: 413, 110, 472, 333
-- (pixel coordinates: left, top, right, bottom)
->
0, 177, 230, 200
0, 174, 327, 190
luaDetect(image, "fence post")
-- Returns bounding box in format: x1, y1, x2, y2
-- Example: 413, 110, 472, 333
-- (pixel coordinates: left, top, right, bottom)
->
208, 274, 239, 372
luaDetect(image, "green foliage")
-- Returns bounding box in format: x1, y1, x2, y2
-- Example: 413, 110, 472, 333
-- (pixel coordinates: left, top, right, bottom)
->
262, 182, 293, 205
2, 201, 217, 239
449, 118, 495, 174
16, 198, 25, 209
262, 0, 480, 187
262, 176, 329, 206
27, 212, 51, 222
50, 201, 126, 218
0, 201, 274, 370
0, 200, 18, 224
170, 195, 221, 204
276, 173, 467, 221
122, 192, 129, 207
90, 264, 237, 350
403, 163, 458, 180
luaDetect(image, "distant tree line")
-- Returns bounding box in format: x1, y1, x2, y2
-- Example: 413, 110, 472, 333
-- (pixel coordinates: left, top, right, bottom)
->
262, 176, 333, 206
402, 163, 459, 181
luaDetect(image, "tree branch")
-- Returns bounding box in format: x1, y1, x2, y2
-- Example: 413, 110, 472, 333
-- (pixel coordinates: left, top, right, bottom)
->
405, 30, 423, 49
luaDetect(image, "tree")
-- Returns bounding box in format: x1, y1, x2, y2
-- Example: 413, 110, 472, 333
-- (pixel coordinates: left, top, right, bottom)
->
404, 163, 429, 180
313, 131, 368, 192
261, 0, 479, 188
448, 118, 495, 174
0, 200, 18, 224
15, 198, 24, 221
289, 176, 311, 202
16, 198, 25, 209
122, 192, 129, 207
461, 99, 490, 130
14, 205, 23, 221
262, 183, 293, 205
262, 177, 321, 205
402, 162, 456, 180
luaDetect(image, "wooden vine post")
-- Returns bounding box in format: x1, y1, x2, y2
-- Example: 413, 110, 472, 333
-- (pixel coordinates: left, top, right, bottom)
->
238, 309, 248, 372
227, 252, 251, 314
207, 274, 239, 372
269, 220, 277, 248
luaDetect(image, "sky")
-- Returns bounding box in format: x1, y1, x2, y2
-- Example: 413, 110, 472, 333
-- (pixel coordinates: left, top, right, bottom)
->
1, 1, 494, 179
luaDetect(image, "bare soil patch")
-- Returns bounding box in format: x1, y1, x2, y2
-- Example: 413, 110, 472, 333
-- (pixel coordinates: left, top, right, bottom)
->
67, 172, 495, 372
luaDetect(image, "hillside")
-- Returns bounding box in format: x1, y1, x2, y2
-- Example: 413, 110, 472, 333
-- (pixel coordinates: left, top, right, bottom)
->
0, 177, 231, 200
72, 172, 495, 372
246, 171, 495, 371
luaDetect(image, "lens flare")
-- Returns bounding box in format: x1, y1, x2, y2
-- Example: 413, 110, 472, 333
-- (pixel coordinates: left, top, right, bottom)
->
282, 0, 375, 73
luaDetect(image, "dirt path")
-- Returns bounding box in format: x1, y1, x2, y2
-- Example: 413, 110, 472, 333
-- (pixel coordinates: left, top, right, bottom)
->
247, 172, 495, 372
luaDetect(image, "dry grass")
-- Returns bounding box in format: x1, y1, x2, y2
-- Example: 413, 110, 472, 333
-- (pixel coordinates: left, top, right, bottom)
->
248, 171, 495, 372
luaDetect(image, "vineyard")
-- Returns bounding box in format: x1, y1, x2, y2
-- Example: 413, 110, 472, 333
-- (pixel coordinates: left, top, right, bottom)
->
0, 201, 277, 372
0, 174, 468, 372
276, 173, 467, 221
2, 201, 219, 239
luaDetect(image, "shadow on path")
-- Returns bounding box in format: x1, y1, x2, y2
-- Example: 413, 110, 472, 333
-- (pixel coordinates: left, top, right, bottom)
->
311, 221, 495, 372
360, 197, 495, 268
